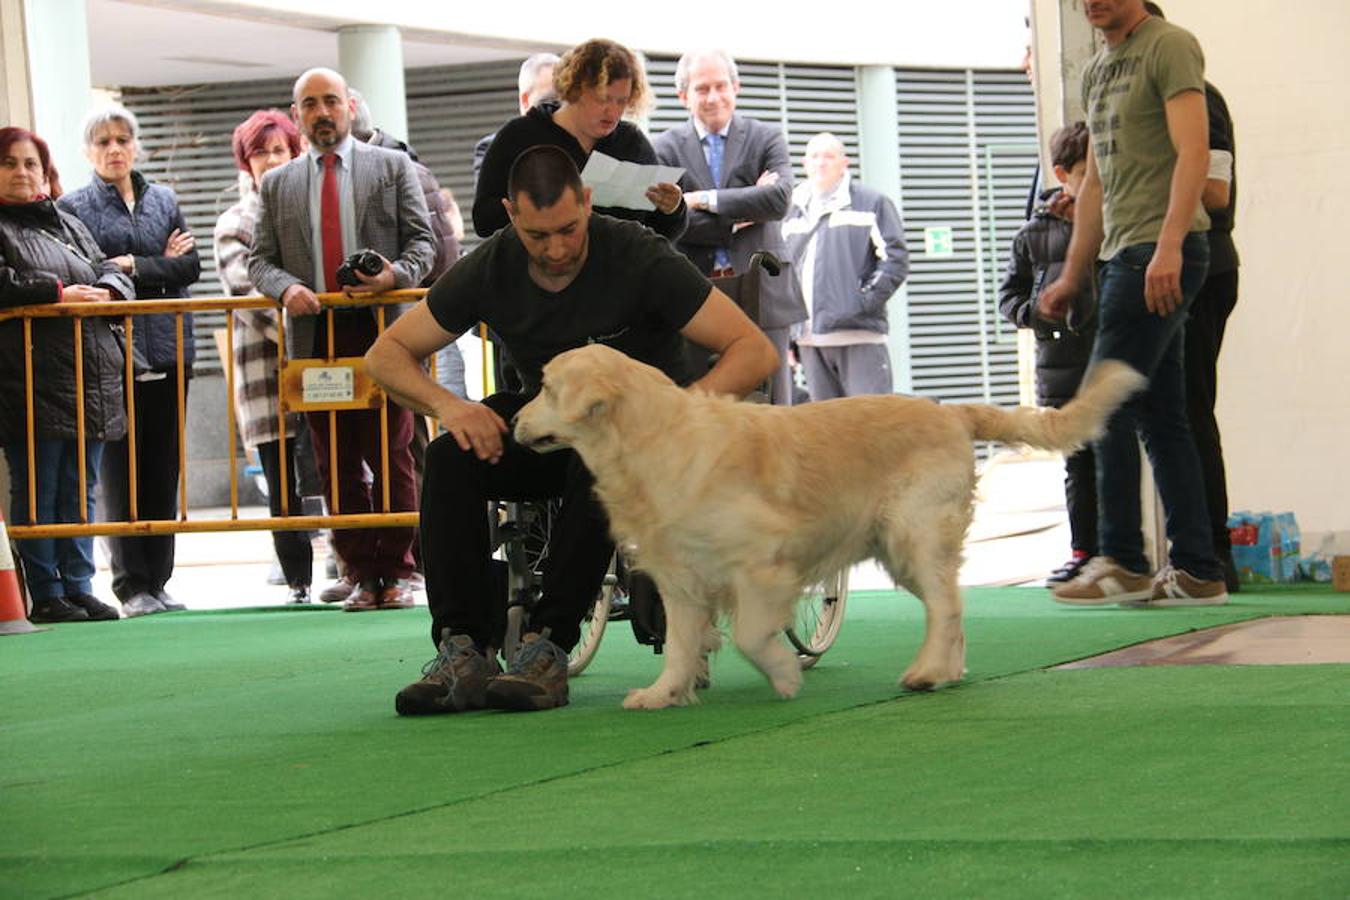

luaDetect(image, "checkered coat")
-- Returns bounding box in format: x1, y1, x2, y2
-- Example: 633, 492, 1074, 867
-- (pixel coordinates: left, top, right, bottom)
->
214, 175, 297, 448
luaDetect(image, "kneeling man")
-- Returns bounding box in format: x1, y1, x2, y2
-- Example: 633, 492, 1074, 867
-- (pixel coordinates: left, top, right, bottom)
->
365, 145, 777, 715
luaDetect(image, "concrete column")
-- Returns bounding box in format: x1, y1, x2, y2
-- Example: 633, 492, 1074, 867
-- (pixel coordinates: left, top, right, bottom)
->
22, 0, 94, 187
338, 25, 407, 143
1, 0, 32, 128
857, 65, 912, 394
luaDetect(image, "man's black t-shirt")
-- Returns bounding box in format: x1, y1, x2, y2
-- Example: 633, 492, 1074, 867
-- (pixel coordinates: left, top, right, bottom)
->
425, 214, 711, 392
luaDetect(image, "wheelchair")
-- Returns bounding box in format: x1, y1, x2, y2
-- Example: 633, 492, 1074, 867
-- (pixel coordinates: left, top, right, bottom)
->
491, 252, 849, 674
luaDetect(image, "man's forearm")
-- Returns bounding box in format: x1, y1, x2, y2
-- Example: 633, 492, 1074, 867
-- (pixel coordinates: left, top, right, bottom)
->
1158, 146, 1208, 249
366, 339, 454, 419
690, 333, 779, 399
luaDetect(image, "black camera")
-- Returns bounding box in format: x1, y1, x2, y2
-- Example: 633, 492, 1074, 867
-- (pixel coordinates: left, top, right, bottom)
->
335, 249, 385, 287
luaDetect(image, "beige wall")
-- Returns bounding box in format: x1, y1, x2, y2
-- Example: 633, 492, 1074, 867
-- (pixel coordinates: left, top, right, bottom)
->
1181, 0, 1350, 532
1041, 0, 1350, 534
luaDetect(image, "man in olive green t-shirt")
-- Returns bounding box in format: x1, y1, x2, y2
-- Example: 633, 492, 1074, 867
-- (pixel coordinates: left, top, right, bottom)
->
1039, 0, 1227, 608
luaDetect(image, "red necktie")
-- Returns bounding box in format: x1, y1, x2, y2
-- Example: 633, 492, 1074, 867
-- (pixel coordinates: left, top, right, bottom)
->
320, 153, 344, 291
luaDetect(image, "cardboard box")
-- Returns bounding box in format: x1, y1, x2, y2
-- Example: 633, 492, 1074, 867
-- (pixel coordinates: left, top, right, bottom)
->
1333, 556, 1350, 592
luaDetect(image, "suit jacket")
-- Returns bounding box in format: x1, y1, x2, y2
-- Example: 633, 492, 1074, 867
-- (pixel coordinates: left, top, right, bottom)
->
248, 140, 435, 358
652, 114, 805, 329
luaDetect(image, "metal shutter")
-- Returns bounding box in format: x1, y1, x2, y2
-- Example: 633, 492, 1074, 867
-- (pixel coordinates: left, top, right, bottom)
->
644, 56, 862, 163
122, 77, 295, 375
120, 61, 521, 376
895, 68, 1038, 407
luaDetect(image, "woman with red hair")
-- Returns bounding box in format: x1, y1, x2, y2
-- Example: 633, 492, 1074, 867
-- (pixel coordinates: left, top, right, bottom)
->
212, 109, 316, 603
0, 126, 133, 623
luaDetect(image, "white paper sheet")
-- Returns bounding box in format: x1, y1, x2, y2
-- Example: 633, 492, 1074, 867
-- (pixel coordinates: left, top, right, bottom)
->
580, 151, 684, 211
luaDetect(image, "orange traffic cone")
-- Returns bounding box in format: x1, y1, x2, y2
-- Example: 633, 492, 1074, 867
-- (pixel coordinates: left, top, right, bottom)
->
0, 509, 41, 635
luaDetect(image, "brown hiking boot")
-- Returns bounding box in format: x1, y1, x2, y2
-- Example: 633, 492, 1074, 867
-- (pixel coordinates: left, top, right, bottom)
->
395, 631, 500, 716
1120, 566, 1230, 608
484, 630, 569, 711
1051, 556, 1153, 606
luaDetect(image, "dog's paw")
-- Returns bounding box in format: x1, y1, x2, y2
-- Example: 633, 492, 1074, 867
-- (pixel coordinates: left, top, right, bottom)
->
770, 669, 802, 699
622, 686, 693, 710
899, 660, 962, 692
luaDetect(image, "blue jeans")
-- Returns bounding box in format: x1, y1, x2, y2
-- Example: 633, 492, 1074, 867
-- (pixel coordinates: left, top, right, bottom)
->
1090, 234, 1221, 579
4, 440, 105, 600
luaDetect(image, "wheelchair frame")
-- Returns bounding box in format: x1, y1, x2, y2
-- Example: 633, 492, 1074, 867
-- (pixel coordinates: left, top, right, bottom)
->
490, 253, 849, 676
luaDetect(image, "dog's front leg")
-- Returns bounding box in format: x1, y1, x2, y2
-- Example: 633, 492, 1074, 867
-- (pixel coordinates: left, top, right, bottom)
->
623, 595, 709, 710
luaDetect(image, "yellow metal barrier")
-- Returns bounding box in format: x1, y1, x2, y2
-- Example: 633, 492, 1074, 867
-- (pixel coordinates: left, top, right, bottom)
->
0, 290, 430, 540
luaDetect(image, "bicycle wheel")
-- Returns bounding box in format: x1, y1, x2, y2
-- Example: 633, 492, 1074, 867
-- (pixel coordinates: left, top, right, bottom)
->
568, 553, 618, 676
786, 568, 849, 669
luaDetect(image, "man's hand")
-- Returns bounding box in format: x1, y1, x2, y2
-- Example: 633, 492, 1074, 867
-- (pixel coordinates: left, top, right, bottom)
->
435, 395, 509, 464
645, 182, 683, 215
345, 253, 396, 295
281, 283, 321, 316
1144, 243, 1183, 316
111, 255, 134, 274
755, 170, 780, 187
163, 228, 195, 258
61, 284, 111, 304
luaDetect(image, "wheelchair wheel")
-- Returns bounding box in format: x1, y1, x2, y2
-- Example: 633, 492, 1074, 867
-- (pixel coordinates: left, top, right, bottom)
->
786, 568, 849, 669
568, 553, 619, 676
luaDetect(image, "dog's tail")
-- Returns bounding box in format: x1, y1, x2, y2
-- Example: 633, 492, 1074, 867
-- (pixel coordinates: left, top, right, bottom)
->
955, 359, 1146, 451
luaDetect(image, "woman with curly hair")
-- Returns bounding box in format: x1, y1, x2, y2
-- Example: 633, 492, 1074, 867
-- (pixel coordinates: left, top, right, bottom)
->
473, 38, 685, 240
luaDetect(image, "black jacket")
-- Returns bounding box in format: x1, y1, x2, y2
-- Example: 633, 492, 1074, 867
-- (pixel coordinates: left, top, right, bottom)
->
472, 100, 687, 241
997, 190, 1097, 408
59, 171, 199, 371
0, 199, 133, 443
365, 130, 460, 285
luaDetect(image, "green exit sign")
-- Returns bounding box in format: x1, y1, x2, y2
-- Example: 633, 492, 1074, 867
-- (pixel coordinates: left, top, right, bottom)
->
924, 226, 954, 257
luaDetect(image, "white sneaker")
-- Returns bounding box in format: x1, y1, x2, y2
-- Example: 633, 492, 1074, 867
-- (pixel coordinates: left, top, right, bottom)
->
1051, 556, 1154, 606
1120, 566, 1230, 608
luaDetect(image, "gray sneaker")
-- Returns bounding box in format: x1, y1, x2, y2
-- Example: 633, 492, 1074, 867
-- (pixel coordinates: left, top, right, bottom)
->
394, 630, 500, 716
485, 630, 570, 711
1120, 566, 1230, 608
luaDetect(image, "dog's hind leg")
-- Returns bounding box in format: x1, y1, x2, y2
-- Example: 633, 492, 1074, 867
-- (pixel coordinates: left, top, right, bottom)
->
886, 533, 967, 692
729, 576, 802, 700
623, 592, 710, 710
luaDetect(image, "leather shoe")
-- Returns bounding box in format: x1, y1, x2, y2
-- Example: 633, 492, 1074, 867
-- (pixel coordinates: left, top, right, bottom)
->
376, 581, 415, 610
154, 590, 186, 611
65, 592, 120, 621
29, 597, 91, 623
122, 591, 165, 617
286, 585, 312, 605
319, 574, 359, 605
343, 581, 381, 612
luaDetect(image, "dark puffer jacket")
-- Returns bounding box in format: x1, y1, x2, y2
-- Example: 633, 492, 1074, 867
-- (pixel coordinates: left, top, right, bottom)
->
0, 199, 134, 444
58, 171, 199, 372
997, 189, 1097, 408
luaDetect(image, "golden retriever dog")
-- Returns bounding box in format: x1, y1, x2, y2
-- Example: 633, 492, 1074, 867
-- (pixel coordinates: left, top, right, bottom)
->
514, 344, 1144, 710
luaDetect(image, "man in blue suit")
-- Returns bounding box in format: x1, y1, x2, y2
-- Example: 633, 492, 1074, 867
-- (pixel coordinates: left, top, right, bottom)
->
653, 50, 805, 405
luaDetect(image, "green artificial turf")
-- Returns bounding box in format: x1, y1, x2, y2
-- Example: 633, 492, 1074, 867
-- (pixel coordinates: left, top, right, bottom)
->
2, 585, 1347, 899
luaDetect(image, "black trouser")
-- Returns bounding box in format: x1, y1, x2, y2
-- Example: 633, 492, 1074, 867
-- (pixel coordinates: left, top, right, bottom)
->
101, 374, 185, 601
1064, 445, 1098, 556
419, 393, 613, 652
1183, 267, 1239, 555
257, 438, 313, 588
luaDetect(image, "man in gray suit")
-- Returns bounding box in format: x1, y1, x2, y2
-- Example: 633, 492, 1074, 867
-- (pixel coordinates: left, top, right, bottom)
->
653, 50, 805, 405
249, 67, 436, 612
